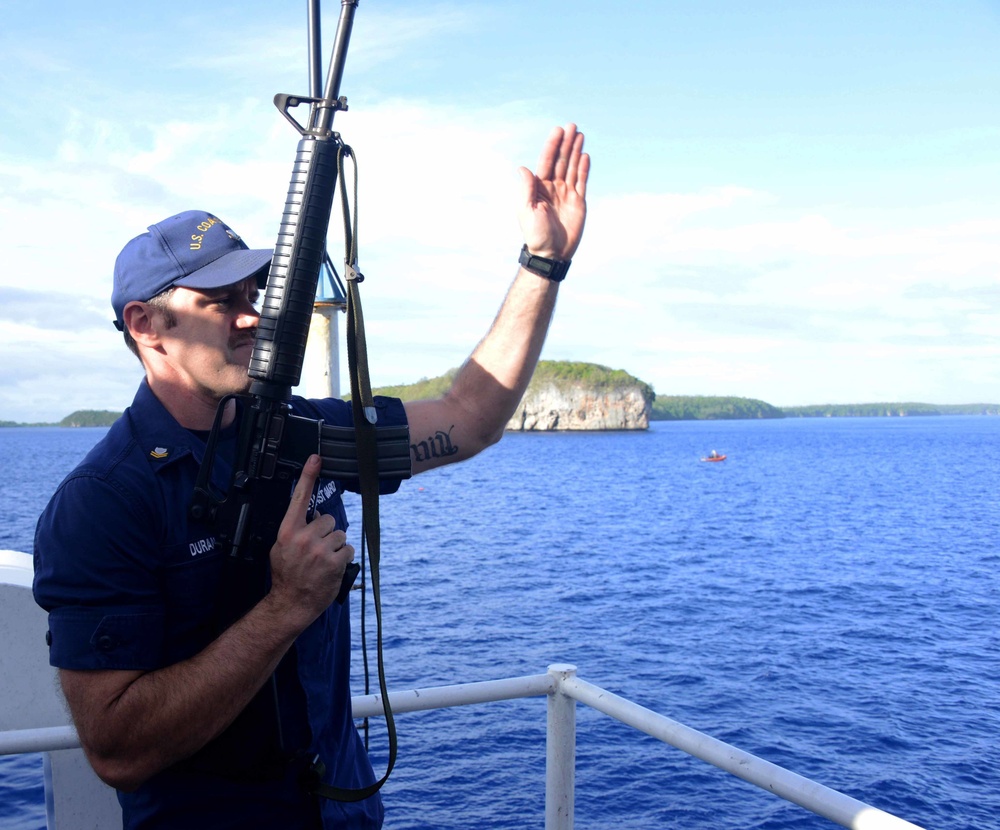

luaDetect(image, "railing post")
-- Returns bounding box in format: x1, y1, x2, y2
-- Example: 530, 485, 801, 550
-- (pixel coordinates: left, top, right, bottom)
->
546, 663, 577, 830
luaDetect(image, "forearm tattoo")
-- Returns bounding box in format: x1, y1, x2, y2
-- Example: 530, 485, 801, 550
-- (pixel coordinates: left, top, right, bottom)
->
411, 426, 459, 463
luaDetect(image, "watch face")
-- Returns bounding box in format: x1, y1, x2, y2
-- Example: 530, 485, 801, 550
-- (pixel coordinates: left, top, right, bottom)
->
519, 246, 568, 281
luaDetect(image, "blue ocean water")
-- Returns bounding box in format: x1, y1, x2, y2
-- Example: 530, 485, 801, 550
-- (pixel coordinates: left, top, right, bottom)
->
2, 418, 998, 829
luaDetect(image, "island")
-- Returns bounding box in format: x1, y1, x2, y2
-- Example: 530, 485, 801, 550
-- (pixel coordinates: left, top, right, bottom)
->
372, 361, 654, 431
652, 395, 782, 421
0, 410, 123, 428
5, 368, 999, 430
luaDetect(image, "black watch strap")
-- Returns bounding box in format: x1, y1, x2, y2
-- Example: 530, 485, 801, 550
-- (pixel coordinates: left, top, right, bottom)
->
518, 244, 570, 282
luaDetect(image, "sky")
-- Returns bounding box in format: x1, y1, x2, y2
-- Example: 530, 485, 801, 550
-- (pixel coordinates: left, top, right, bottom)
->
2, 0, 999, 422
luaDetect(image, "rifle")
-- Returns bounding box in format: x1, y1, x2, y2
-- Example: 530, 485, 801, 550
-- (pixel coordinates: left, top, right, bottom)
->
188, 0, 406, 801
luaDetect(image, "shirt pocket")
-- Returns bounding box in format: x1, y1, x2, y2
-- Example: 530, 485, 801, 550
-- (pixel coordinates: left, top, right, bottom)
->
160, 543, 230, 661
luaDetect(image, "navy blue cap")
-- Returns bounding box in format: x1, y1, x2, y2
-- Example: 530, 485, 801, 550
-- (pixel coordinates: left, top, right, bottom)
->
112, 210, 272, 330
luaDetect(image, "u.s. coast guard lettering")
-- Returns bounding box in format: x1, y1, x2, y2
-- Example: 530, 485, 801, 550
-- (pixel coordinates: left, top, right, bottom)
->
188, 216, 221, 250
189, 536, 217, 557
309, 479, 339, 513
411, 426, 458, 463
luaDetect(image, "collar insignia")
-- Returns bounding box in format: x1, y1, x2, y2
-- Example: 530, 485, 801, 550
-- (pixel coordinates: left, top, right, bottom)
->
149, 447, 170, 459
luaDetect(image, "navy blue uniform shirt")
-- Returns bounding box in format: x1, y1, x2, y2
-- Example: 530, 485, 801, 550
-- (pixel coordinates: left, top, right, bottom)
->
33, 379, 406, 830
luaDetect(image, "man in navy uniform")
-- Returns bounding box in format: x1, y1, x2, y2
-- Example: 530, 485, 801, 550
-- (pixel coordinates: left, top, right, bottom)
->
33, 125, 589, 829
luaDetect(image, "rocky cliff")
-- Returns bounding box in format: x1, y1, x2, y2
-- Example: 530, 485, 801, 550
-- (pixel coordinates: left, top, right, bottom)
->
506, 381, 652, 431
367, 360, 655, 432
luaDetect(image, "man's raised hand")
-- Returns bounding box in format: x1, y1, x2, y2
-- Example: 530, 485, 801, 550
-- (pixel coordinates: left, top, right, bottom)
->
517, 123, 590, 262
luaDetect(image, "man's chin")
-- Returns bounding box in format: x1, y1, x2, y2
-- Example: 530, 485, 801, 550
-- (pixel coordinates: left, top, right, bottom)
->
218, 366, 254, 397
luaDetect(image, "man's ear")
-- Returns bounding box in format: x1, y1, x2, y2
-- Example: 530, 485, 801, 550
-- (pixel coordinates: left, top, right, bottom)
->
122, 301, 160, 348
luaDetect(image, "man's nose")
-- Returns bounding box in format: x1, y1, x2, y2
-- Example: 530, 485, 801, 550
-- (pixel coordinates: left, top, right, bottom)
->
235, 303, 260, 328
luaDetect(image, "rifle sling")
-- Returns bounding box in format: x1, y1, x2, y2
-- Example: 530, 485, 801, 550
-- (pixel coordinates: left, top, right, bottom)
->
309, 142, 397, 803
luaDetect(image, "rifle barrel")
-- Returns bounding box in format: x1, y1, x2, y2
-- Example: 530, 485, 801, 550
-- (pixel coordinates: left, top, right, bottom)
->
312, 0, 359, 135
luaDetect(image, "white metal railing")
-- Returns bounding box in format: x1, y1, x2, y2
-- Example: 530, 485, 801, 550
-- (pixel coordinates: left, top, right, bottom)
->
0, 663, 925, 830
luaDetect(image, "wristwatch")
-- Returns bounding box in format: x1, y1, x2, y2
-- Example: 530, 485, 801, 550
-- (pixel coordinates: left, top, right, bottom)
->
518, 244, 571, 282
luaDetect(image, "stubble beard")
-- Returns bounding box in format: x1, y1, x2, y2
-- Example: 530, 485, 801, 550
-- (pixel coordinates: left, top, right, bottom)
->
225, 331, 257, 396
